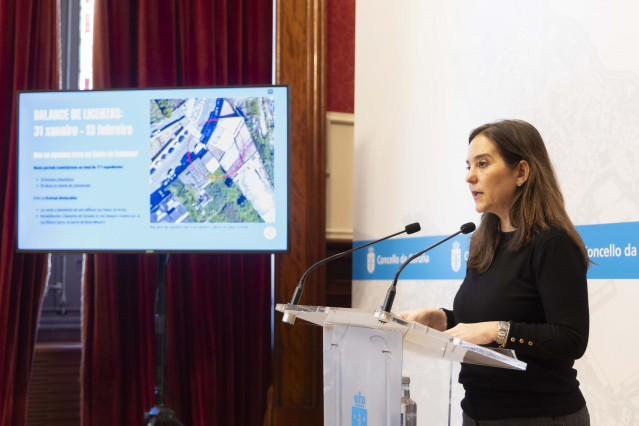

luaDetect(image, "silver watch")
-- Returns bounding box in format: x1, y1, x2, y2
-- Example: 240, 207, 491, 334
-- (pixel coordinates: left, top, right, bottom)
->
496, 321, 511, 348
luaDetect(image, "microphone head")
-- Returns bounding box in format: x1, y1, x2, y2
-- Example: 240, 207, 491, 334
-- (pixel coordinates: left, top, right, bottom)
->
405, 222, 421, 234
460, 222, 476, 234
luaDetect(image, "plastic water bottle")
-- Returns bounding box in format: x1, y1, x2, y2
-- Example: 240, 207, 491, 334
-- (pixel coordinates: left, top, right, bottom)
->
401, 376, 417, 426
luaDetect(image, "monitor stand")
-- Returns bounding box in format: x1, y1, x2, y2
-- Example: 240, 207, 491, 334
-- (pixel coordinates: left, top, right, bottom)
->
144, 253, 184, 426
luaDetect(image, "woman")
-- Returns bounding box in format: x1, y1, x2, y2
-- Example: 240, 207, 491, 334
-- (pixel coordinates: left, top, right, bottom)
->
400, 120, 590, 425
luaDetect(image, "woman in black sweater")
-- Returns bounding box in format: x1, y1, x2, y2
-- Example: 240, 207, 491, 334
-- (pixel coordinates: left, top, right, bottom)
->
400, 119, 590, 425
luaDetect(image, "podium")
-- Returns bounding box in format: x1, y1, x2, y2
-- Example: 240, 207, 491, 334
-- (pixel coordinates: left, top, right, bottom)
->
276, 304, 526, 426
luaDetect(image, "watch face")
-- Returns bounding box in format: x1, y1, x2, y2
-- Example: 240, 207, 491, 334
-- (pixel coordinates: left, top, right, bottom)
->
497, 322, 506, 337
496, 321, 510, 347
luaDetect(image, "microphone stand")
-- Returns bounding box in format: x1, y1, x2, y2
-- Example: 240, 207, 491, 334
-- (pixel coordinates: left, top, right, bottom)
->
282, 222, 421, 324
376, 222, 475, 322
144, 253, 184, 426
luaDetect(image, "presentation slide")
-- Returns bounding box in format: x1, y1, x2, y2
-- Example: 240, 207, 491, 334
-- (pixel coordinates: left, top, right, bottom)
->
17, 86, 289, 252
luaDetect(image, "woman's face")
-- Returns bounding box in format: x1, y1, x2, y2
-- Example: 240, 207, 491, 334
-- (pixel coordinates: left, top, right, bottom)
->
466, 134, 521, 230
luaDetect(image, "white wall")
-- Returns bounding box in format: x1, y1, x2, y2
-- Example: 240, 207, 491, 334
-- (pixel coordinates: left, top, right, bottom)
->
353, 1, 639, 424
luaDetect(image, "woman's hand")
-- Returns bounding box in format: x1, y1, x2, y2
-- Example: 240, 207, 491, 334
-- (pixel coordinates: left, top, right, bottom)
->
444, 321, 499, 345
397, 308, 447, 332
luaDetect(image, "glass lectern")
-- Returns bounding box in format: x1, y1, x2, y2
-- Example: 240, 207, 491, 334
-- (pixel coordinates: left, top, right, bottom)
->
276, 304, 526, 426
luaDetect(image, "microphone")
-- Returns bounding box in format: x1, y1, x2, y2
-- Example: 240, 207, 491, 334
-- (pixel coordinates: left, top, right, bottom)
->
376, 222, 475, 322
282, 222, 421, 324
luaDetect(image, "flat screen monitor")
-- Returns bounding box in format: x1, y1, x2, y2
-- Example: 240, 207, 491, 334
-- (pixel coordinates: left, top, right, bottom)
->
17, 85, 289, 252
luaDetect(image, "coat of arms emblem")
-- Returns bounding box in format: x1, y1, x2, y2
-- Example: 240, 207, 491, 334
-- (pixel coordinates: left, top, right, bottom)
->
451, 240, 462, 272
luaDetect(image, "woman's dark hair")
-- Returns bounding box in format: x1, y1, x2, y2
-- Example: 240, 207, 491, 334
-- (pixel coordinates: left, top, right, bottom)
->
467, 119, 589, 273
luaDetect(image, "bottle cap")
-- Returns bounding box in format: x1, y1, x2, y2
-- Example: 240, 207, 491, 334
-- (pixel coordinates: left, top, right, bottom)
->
401, 376, 410, 384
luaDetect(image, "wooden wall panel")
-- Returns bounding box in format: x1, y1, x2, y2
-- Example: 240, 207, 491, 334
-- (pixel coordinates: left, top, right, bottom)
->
271, 0, 326, 424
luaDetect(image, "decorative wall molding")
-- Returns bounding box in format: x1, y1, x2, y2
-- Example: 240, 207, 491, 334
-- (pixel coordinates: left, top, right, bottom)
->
326, 111, 354, 125
326, 111, 354, 241
271, 0, 326, 424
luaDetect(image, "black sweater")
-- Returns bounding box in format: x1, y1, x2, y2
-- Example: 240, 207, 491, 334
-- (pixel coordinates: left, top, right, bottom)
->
444, 227, 589, 420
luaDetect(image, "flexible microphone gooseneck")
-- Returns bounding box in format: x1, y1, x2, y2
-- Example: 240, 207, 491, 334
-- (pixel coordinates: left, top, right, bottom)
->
377, 222, 476, 322
283, 222, 421, 323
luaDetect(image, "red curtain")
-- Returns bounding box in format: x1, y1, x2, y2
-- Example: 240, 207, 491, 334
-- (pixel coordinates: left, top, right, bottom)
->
82, 1, 273, 425
0, 1, 58, 425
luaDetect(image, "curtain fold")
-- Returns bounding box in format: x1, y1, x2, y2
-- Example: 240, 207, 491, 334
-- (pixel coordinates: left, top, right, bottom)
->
82, 254, 157, 423
83, 1, 273, 424
0, 1, 58, 425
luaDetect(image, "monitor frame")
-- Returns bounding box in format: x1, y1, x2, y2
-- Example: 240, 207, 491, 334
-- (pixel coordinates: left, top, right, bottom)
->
16, 85, 290, 254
